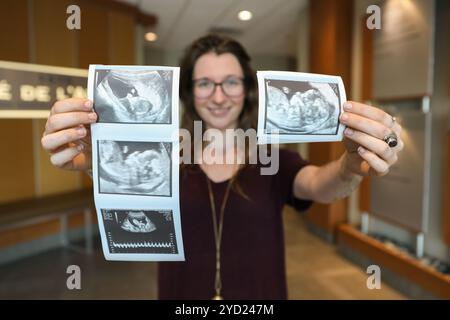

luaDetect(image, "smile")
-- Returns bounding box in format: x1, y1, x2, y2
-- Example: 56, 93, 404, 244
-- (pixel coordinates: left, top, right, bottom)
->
207, 106, 231, 117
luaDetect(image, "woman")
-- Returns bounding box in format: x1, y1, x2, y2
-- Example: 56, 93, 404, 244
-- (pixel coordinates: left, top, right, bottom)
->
41, 34, 403, 299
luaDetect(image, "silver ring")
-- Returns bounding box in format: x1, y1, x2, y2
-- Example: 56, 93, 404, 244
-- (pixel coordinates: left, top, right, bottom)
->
384, 132, 398, 148
389, 116, 396, 128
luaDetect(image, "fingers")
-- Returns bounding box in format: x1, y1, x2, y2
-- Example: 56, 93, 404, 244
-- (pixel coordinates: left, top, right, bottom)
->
50, 98, 93, 115
344, 128, 398, 166
340, 102, 404, 152
44, 111, 97, 134
43, 98, 94, 170
340, 101, 406, 176
340, 112, 392, 141
41, 126, 88, 151
356, 146, 390, 176
50, 144, 84, 168
343, 101, 403, 135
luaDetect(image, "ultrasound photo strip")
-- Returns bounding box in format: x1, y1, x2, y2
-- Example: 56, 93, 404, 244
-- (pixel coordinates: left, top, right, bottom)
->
257, 71, 346, 144
88, 65, 184, 262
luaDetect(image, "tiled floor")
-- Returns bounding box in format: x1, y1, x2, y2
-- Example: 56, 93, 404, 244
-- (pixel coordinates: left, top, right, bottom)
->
0, 207, 405, 299
283, 207, 404, 299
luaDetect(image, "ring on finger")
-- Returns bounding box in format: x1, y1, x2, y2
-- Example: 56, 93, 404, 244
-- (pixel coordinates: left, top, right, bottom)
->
389, 115, 396, 129
383, 131, 398, 148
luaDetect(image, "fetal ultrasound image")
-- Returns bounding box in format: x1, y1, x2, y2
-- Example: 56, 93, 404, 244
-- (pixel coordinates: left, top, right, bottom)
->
264, 79, 341, 135
101, 209, 178, 254
98, 140, 171, 196
94, 69, 172, 123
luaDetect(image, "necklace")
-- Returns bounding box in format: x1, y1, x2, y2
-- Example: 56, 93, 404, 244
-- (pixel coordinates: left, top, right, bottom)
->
206, 174, 235, 300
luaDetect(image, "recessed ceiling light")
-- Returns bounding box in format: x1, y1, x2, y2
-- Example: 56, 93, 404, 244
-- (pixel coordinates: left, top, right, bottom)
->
145, 32, 158, 42
238, 10, 253, 21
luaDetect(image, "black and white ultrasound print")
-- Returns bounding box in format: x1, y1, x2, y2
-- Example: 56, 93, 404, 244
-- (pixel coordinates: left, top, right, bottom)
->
94, 69, 172, 124
101, 209, 178, 254
98, 140, 172, 196
264, 79, 340, 135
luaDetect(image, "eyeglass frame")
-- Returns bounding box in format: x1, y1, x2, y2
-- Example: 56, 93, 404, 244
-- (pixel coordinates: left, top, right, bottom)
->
192, 76, 245, 98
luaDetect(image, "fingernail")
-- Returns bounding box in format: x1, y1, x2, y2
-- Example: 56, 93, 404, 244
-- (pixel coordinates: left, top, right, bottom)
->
88, 112, 97, 120
77, 144, 84, 152
77, 127, 86, 136
344, 102, 352, 110
345, 128, 353, 136
358, 146, 365, 154
85, 100, 93, 108
340, 113, 348, 122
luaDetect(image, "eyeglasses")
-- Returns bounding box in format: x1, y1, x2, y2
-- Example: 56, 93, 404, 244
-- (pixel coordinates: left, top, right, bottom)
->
193, 76, 244, 98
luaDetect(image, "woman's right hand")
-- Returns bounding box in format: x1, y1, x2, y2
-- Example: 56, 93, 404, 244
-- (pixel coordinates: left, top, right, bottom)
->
41, 98, 97, 172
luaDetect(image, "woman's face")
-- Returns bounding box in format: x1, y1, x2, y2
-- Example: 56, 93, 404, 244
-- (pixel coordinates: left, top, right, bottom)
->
192, 52, 245, 131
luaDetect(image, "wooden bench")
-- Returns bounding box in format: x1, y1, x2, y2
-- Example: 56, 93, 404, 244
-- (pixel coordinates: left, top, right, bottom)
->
0, 188, 95, 254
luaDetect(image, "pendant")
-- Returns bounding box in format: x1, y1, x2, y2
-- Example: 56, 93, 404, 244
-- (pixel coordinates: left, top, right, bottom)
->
212, 295, 223, 300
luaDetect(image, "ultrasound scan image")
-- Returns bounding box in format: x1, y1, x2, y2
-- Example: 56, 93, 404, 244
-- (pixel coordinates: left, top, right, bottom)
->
120, 211, 156, 233
98, 140, 171, 196
94, 69, 172, 123
101, 209, 178, 254
265, 79, 340, 135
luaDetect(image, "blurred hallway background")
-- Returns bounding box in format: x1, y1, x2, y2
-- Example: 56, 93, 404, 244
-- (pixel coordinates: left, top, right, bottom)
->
0, 0, 449, 299
0, 208, 404, 299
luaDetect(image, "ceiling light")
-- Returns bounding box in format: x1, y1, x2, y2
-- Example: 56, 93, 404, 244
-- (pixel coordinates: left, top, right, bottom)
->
145, 32, 158, 42
238, 10, 253, 21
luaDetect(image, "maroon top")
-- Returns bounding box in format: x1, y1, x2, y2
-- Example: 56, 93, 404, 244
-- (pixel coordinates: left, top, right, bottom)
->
158, 148, 312, 300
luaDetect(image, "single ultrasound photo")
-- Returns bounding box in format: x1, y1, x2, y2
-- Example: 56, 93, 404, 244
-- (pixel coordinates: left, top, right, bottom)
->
98, 140, 172, 196
101, 209, 178, 254
94, 69, 172, 124
264, 79, 340, 135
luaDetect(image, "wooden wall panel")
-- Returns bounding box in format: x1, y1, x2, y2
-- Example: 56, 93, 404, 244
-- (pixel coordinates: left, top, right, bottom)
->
33, 0, 77, 67
0, 220, 60, 248
33, 0, 82, 196
0, 0, 30, 63
0, 120, 35, 203
78, 1, 109, 68
0, 211, 90, 248
108, 10, 135, 64
305, 0, 353, 237
0, 1, 35, 203
358, 176, 371, 212
335, 1, 353, 91
308, 0, 336, 76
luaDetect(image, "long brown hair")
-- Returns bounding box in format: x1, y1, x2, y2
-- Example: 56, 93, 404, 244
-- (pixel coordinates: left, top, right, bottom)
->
180, 34, 257, 132
179, 34, 258, 198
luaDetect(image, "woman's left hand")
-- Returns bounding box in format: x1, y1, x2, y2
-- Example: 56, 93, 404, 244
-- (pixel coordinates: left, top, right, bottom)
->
339, 101, 404, 177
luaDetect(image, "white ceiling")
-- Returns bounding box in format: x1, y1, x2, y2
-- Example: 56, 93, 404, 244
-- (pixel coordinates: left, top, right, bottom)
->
118, 0, 307, 57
